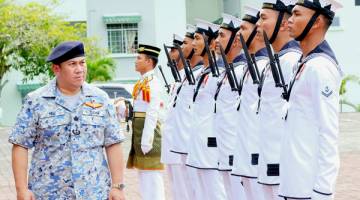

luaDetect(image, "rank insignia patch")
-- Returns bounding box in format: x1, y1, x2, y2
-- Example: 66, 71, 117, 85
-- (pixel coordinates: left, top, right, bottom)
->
321, 86, 333, 98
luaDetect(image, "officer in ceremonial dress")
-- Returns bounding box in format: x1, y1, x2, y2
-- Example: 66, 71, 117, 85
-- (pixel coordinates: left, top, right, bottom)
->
126, 44, 165, 200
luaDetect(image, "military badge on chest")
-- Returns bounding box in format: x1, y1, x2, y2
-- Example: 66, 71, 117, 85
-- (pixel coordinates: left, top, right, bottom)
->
321, 86, 333, 98
84, 99, 103, 109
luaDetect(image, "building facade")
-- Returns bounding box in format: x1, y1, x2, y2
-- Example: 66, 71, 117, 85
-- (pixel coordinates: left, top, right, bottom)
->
1, 0, 359, 126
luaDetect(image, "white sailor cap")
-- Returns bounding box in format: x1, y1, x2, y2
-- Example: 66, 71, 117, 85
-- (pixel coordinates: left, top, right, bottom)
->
194, 18, 220, 40
185, 24, 196, 39
173, 34, 184, 45
220, 13, 241, 31
242, 5, 260, 24
295, 0, 342, 19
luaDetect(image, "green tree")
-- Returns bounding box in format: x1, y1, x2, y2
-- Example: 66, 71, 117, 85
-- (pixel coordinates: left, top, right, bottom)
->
0, 1, 114, 96
340, 74, 360, 112
86, 57, 115, 83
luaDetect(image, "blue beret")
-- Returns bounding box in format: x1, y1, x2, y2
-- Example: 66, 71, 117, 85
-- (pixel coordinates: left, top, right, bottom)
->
47, 41, 85, 64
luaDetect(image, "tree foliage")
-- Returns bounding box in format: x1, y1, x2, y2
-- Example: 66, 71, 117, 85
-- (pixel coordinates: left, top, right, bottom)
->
0, 0, 114, 95
340, 74, 360, 112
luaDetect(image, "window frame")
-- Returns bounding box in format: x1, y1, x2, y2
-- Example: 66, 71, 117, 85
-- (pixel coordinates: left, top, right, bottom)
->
106, 23, 139, 55
329, 16, 343, 31
356, 0, 360, 6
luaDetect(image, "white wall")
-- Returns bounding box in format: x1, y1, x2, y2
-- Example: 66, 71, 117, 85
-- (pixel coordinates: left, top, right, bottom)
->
186, 0, 224, 24
154, 0, 187, 82
327, 1, 360, 111
0, 70, 24, 126
15, 0, 87, 22
87, 0, 157, 79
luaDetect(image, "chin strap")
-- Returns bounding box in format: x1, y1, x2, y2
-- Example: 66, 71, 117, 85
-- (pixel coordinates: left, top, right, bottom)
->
246, 27, 258, 47
187, 49, 195, 60
295, 12, 320, 41
269, 11, 285, 44
225, 29, 239, 54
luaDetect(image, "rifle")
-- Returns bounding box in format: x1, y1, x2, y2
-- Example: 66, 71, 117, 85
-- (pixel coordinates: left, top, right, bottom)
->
239, 33, 260, 84
158, 65, 171, 93
163, 44, 181, 82
211, 50, 220, 76
202, 33, 219, 77
218, 44, 238, 92
263, 31, 288, 99
174, 44, 195, 85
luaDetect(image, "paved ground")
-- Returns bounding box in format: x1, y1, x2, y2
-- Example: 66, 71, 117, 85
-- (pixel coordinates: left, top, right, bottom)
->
0, 113, 359, 199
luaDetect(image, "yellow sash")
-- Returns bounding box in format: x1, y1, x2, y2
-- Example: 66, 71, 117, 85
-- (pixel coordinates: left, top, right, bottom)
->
132, 77, 151, 103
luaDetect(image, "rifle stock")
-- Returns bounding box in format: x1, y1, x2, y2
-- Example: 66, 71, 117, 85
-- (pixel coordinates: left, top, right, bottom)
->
163, 44, 181, 82
202, 33, 219, 77
262, 31, 288, 99
158, 65, 171, 93
239, 33, 260, 84
174, 44, 195, 85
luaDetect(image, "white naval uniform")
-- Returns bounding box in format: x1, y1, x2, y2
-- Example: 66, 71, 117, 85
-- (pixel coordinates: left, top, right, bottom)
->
170, 64, 203, 155
186, 66, 227, 200
161, 69, 184, 165
231, 48, 268, 200
279, 41, 342, 199
214, 58, 246, 200
257, 41, 302, 199
133, 69, 165, 200
161, 69, 186, 200
169, 64, 203, 200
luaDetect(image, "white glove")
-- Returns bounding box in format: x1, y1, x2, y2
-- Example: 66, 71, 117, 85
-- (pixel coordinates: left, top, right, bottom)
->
141, 144, 153, 155
141, 132, 154, 155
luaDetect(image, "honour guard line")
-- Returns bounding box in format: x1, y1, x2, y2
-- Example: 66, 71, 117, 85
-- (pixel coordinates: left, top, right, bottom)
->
9, 0, 343, 200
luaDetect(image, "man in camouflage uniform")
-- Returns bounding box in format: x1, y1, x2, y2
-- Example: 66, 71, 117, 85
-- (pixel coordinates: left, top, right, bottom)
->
9, 41, 126, 200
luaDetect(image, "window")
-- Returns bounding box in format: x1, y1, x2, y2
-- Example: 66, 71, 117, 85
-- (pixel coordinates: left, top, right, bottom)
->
331, 16, 340, 27
107, 23, 138, 54
356, 0, 360, 6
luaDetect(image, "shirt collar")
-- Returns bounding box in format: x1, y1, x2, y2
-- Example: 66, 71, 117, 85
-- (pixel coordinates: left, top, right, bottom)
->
141, 69, 155, 79
41, 78, 98, 98
304, 40, 338, 64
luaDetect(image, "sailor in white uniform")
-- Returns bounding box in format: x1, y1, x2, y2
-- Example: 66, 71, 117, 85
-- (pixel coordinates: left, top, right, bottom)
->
255, 0, 302, 199
279, 0, 343, 199
185, 19, 227, 200
214, 13, 247, 200
231, 5, 268, 200
170, 24, 204, 200
161, 34, 188, 200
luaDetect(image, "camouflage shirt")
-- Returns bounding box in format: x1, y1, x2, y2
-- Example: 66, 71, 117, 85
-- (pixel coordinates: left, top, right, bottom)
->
9, 79, 125, 200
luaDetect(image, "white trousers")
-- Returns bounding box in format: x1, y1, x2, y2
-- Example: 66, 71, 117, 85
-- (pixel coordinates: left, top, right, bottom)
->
229, 174, 247, 200
260, 185, 281, 200
242, 177, 265, 200
167, 164, 192, 200
187, 167, 227, 200
138, 170, 165, 200
186, 165, 203, 199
